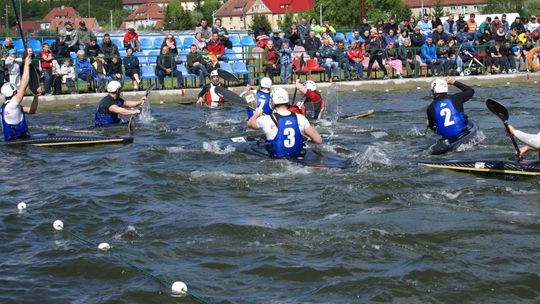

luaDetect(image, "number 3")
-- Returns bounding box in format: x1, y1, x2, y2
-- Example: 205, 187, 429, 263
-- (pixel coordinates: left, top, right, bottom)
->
440, 108, 455, 127
283, 128, 295, 148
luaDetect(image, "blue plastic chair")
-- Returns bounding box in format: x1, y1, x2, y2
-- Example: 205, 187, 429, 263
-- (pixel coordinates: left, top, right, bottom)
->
139, 38, 154, 50
176, 64, 196, 87
225, 48, 239, 62
44, 39, 56, 46
153, 38, 164, 50
147, 50, 160, 64
182, 37, 195, 49
229, 35, 241, 47
141, 65, 158, 87
13, 39, 24, 54
241, 35, 256, 47
111, 39, 124, 50
134, 52, 147, 65
233, 61, 250, 83
335, 32, 346, 42
0, 40, 3, 46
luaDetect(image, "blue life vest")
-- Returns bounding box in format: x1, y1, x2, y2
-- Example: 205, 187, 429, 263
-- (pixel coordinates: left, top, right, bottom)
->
247, 90, 271, 118
1, 101, 28, 141
266, 113, 304, 158
433, 98, 468, 139
95, 97, 123, 126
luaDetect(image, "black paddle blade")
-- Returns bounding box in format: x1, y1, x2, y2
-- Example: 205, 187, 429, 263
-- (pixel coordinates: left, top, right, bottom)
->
486, 98, 509, 122
145, 83, 156, 97
28, 64, 40, 95
217, 68, 240, 82
215, 85, 245, 105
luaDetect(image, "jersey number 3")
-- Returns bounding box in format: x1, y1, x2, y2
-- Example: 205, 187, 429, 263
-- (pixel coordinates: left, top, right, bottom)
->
439, 108, 455, 127
283, 127, 296, 148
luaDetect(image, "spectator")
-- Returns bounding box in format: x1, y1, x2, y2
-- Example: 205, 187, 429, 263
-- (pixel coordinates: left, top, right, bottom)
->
207, 32, 227, 67
512, 41, 526, 71
375, 19, 385, 31
490, 43, 509, 73
304, 30, 321, 59
456, 25, 473, 46
123, 47, 142, 90
443, 15, 457, 38
398, 38, 415, 77
155, 46, 184, 90
92, 53, 107, 92
40, 43, 54, 95
448, 38, 463, 75
431, 16, 443, 29
59, 58, 76, 94
494, 27, 508, 44
107, 56, 124, 85
196, 19, 212, 41
310, 17, 323, 38
384, 42, 403, 78
321, 32, 335, 47
384, 17, 399, 34
76, 20, 96, 50
50, 59, 62, 95
319, 37, 339, 81
421, 37, 444, 76
410, 27, 425, 47
432, 25, 450, 43
349, 30, 365, 45
399, 18, 414, 33
285, 23, 302, 49
187, 44, 209, 87
418, 14, 432, 36
212, 18, 232, 49
511, 17, 526, 34
262, 40, 280, 80
491, 17, 503, 36
254, 22, 271, 48
479, 17, 492, 34
298, 16, 311, 45
501, 14, 510, 34
161, 34, 179, 55
335, 40, 350, 80
100, 34, 120, 62
60, 21, 78, 52
480, 28, 493, 46
384, 29, 399, 46
75, 50, 95, 92
456, 14, 467, 31
360, 29, 371, 42
435, 38, 450, 76
409, 17, 418, 30
5, 49, 22, 87
518, 30, 530, 44
84, 37, 100, 62
270, 30, 284, 49
194, 32, 207, 52
123, 26, 141, 51
279, 41, 293, 84
51, 35, 70, 65
527, 16, 539, 32
359, 17, 371, 34
321, 19, 336, 40
398, 29, 410, 46
501, 41, 517, 73
347, 40, 366, 79
466, 13, 478, 35
366, 29, 388, 79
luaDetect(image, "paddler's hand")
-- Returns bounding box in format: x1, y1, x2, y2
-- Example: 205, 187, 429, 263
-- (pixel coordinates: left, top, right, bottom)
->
196, 97, 203, 106
446, 77, 455, 85
253, 108, 263, 118
132, 108, 141, 115
139, 96, 147, 105
244, 84, 252, 92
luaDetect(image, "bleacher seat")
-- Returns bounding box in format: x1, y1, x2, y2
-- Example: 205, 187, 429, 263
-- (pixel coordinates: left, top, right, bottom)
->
345, 32, 354, 44
27, 40, 42, 53
13, 39, 24, 54
153, 37, 164, 50
111, 39, 124, 50
44, 39, 56, 46
176, 64, 196, 87
233, 61, 250, 83
218, 62, 235, 81
139, 38, 154, 50
335, 32, 346, 42
241, 35, 256, 47
225, 48, 240, 62
147, 50, 160, 64
141, 65, 158, 86
182, 36, 195, 49
134, 52, 147, 65
229, 35, 241, 47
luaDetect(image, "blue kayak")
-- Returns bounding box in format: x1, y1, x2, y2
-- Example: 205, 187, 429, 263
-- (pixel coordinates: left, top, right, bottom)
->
427, 121, 478, 155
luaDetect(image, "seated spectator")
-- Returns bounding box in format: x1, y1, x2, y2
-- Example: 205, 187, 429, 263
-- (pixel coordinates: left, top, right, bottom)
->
51, 58, 62, 95
398, 38, 415, 77
207, 33, 228, 68
92, 52, 107, 92
285, 23, 302, 49
491, 17, 503, 36
400, 18, 414, 33
518, 30, 530, 44
501, 41, 517, 73
123, 47, 142, 90
321, 19, 336, 39
384, 42, 403, 78
84, 37, 100, 62
410, 27, 425, 47
298, 16, 311, 45
194, 32, 207, 52
359, 17, 371, 34
196, 18, 212, 41
466, 13, 478, 36
456, 25, 474, 46
494, 27, 508, 44
310, 17, 323, 38
479, 17, 492, 34
432, 16, 443, 29
321, 32, 335, 47
511, 17, 526, 34
348, 30, 365, 45
51, 35, 70, 64
123, 26, 141, 51
279, 41, 293, 84
490, 43, 509, 73
435, 38, 450, 76
161, 34, 179, 55
432, 25, 450, 43
75, 50, 96, 92
398, 29, 410, 46
59, 58, 76, 94
421, 37, 444, 76
108, 56, 124, 85
384, 17, 399, 34
76, 20, 96, 51
319, 37, 339, 81
456, 14, 467, 32
347, 40, 366, 79
187, 44, 209, 87
155, 46, 184, 90
418, 14, 432, 36
335, 40, 350, 80
262, 40, 280, 80
375, 19, 385, 32
447, 38, 463, 75
443, 15, 457, 38
527, 15, 539, 32
254, 22, 271, 48
100, 34, 120, 63
384, 28, 399, 46
480, 28, 493, 46
304, 30, 321, 59
360, 29, 371, 42
212, 18, 232, 49
270, 30, 283, 49
512, 41, 526, 71
60, 21, 78, 52
409, 17, 418, 30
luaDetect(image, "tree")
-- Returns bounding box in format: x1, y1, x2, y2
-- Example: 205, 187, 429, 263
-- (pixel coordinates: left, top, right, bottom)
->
433, 0, 445, 17
277, 12, 295, 30
164, 0, 193, 30
200, 0, 222, 23
249, 13, 271, 32
481, 0, 539, 18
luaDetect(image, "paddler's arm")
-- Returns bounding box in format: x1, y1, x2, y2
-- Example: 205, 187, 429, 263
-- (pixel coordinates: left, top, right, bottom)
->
14, 55, 32, 104
196, 84, 209, 105
304, 125, 322, 144
508, 125, 540, 149
426, 104, 435, 130
295, 79, 308, 94
23, 95, 39, 114
108, 104, 140, 116
123, 96, 146, 107
448, 77, 474, 102
247, 108, 263, 129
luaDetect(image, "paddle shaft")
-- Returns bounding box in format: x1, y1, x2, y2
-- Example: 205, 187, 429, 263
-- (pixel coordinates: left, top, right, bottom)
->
503, 121, 522, 159
11, 0, 26, 49
486, 99, 521, 161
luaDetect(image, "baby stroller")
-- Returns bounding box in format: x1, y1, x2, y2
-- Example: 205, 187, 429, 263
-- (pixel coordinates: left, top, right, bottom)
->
461, 49, 485, 76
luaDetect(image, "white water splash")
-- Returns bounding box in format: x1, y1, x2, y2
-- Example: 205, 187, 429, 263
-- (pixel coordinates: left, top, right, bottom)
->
166, 146, 191, 153
441, 190, 463, 200
202, 141, 236, 155
371, 131, 388, 139
189, 165, 313, 181
456, 131, 486, 152
353, 146, 392, 167
407, 126, 426, 136
504, 187, 539, 195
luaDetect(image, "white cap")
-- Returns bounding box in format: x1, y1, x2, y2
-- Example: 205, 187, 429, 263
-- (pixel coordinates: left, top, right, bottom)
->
305, 80, 317, 91
107, 81, 122, 93
210, 70, 219, 77
171, 281, 188, 296
431, 78, 448, 94
1, 83, 17, 98
271, 87, 289, 105
260, 77, 272, 89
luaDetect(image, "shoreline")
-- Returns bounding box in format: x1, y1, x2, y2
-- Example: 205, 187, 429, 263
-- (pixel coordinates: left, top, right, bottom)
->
26, 73, 540, 111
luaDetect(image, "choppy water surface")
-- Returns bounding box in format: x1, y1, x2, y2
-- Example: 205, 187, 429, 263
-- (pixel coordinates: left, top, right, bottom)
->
1, 84, 539, 303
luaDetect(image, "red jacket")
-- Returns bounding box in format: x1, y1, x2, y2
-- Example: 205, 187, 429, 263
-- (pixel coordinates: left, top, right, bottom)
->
123, 31, 139, 44
348, 46, 366, 62
207, 39, 224, 55
40, 50, 53, 69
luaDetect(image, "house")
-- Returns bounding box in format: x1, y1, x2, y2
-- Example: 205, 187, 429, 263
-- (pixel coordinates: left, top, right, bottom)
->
49, 18, 100, 32
122, 0, 198, 11
123, 3, 166, 30
404, 0, 488, 17
214, 0, 316, 30
40, 6, 80, 30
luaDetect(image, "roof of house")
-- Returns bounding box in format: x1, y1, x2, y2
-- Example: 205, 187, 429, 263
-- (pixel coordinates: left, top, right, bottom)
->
214, 0, 257, 17
126, 3, 165, 21
404, 0, 487, 8
261, 0, 316, 13
41, 6, 80, 23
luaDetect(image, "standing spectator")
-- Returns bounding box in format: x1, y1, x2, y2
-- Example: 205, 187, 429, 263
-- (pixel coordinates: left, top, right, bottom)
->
84, 37, 100, 61
410, 27, 425, 47
254, 22, 271, 48
298, 17, 311, 45
366, 29, 389, 79
385, 42, 403, 78
196, 19, 212, 41
527, 16, 539, 32
100, 34, 120, 63
384, 17, 399, 34
187, 44, 209, 87
212, 18, 232, 49
304, 30, 321, 59
347, 40, 366, 79
512, 41, 526, 71
501, 14, 510, 34
285, 23, 302, 49
511, 17, 526, 34
262, 40, 280, 80
75, 50, 95, 92
466, 13, 479, 36
76, 20, 96, 50
279, 41, 293, 84
435, 38, 450, 76
418, 14, 433, 36
60, 21, 78, 52
59, 58, 76, 94
319, 37, 339, 81
421, 37, 443, 76
161, 34, 179, 55
384, 29, 399, 46
398, 38, 415, 77
5, 50, 22, 87
0, 38, 11, 83
432, 25, 450, 43
207, 32, 227, 66
155, 46, 184, 90
444, 15, 457, 38
92, 53, 107, 92
310, 18, 323, 38
194, 32, 207, 52
40, 43, 54, 95
51, 35, 70, 64
501, 41, 516, 73
107, 56, 124, 85
50, 59, 63, 95
359, 17, 371, 34
270, 31, 283, 49
321, 19, 337, 39
123, 26, 141, 51
456, 14, 467, 31
335, 40, 350, 80
123, 47, 141, 90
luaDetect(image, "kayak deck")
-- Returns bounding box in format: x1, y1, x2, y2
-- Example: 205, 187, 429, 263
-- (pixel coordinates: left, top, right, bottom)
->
427, 121, 478, 155
419, 159, 540, 178
4, 133, 133, 147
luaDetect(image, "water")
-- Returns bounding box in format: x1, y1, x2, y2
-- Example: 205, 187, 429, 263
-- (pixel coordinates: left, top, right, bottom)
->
1, 84, 539, 303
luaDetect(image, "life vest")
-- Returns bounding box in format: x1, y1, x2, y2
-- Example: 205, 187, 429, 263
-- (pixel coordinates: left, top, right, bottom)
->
205, 84, 224, 107
95, 96, 123, 126
303, 90, 325, 120
1, 101, 28, 141
433, 98, 468, 139
266, 112, 304, 158
246, 89, 271, 118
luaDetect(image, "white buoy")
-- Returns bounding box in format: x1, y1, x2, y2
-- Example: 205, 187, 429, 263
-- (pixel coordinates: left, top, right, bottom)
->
352, 89, 356, 92
534, 81, 538, 84
53, 220, 64, 231
98, 242, 111, 251
506, 82, 510, 85
75, 104, 80, 107
385, 89, 389, 92
417, 86, 421, 90
171, 281, 188, 296
159, 101, 164, 104
17, 202, 27, 211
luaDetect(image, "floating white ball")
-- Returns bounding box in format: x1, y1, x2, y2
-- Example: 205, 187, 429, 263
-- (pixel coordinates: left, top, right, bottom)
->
385, 89, 389, 92
75, 104, 80, 107
17, 202, 27, 210
506, 82, 510, 85
98, 242, 111, 251
171, 281, 188, 296
53, 220, 64, 231
159, 101, 164, 104
352, 89, 356, 92
417, 86, 421, 90
534, 81, 538, 84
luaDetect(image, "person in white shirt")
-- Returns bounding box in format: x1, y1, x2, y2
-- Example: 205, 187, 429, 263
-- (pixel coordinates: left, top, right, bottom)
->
508, 125, 540, 159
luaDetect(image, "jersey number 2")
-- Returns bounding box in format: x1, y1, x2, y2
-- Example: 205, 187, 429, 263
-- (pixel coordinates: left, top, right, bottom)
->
440, 108, 455, 127
283, 128, 295, 148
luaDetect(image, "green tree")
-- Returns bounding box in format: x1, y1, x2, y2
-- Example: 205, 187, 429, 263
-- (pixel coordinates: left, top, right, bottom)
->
433, 0, 445, 17
164, 0, 193, 30
278, 12, 296, 30
249, 13, 272, 32
482, 0, 539, 18
200, 0, 222, 22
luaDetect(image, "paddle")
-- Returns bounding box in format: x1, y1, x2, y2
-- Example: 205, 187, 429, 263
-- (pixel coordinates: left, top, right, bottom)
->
486, 98, 521, 161
292, 53, 305, 104
215, 85, 249, 106
217, 68, 240, 83
339, 109, 374, 120
128, 83, 155, 132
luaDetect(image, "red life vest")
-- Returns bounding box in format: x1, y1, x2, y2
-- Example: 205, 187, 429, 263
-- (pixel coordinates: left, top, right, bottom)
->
205, 84, 223, 106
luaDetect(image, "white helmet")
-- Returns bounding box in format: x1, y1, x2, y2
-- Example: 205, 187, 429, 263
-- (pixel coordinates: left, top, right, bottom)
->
431, 78, 448, 94
107, 81, 122, 93
210, 70, 219, 77
1, 83, 17, 98
305, 80, 317, 91
260, 77, 272, 89
271, 87, 290, 105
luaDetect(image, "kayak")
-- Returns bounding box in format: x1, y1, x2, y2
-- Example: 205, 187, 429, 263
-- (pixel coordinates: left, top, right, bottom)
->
427, 121, 478, 155
217, 136, 354, 169
339, 109, 375, 119
418, 159, 540, 178
73, 117, 135, 134
3, 133, 133, 147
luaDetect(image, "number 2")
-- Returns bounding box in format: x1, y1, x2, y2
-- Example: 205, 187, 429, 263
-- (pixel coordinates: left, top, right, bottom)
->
283, 128, 295, 148
440, 108, 455, 127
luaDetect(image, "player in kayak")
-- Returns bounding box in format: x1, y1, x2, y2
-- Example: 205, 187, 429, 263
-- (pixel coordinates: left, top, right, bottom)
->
95, 81, 146, 126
